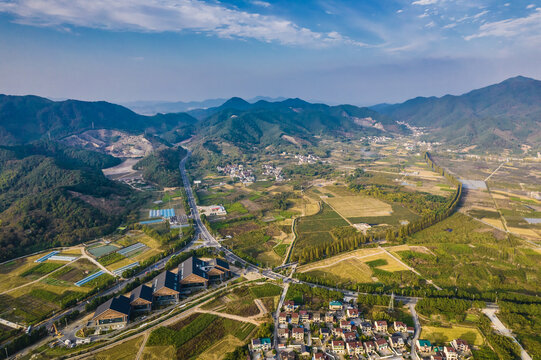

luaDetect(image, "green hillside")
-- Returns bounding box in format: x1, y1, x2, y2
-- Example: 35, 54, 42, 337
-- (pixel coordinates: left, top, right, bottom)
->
194, 97, 405, 151
0, 95, 196, 145
0, 141, 143, 261
381, 76, 541, 149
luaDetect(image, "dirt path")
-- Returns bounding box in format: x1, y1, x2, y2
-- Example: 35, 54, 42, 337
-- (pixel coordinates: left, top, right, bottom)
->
253, 298, 268, 317
321, 197, 354, 226
80, 247, 115, 276
135, 331, 149, 360
298, 251, 386, 272
0, 257, 80, 295
484, 162, 505, 182
194, 309, 262, 325
381, 247, 442, 291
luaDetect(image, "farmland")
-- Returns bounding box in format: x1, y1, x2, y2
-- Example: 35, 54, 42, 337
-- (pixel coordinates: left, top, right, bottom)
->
324, 192, 392, 218
204, 182, 312, 266
144, 313, 256, 360
421, 325, 484, 346
201, 283, 281, 316
398, 213, 541, 293
94, 335, 145, 360
297, 247, 415, 287
0, 253, 105, 325
292, 202, 349, 258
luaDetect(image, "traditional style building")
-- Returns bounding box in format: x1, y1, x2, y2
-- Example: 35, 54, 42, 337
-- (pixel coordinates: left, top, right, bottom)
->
152, 271, 179, 304
92, 295, 131, 330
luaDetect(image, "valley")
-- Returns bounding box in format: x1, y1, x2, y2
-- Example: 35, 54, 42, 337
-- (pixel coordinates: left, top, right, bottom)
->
0, 77, 539, 360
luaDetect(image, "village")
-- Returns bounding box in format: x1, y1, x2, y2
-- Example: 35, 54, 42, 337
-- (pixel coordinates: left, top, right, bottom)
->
250, 299, 473, 360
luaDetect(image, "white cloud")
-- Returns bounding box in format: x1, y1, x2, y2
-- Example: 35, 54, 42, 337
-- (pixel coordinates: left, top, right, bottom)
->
0, 0, 365, 47
251, 0, 271, 8
526, 4, 535, 9
443, 22, 457, 29
412, 0, 438, 5
473, 10, 489, 19
418, 12, 429, 18
396, 9, 403, 13
465, 8, 541, 40
504, 3, 510, 6
425, 21, 436, 28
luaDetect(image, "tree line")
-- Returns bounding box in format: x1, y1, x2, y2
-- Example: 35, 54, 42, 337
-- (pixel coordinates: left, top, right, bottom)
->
292, 152, 462, 264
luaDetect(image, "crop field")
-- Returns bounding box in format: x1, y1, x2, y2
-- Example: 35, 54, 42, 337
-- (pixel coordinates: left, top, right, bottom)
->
293, 202, 349, 256
145, 313, 254, 360
325, 194, 392, 218
88, 244, 120, 258
50, 258, 98, 283
421, 325, 484, 346
0, 253, 58, 292
202, 284, 279, 316
347, 203, 419, 226
298, 247, 412, 286
0, 278, 87, 324
399, 213, 541, 293
198, 335, 244, 360
94, 335, 145, 360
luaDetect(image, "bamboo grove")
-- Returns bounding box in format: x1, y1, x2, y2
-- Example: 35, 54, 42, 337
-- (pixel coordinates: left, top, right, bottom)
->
292, 152, 462, 264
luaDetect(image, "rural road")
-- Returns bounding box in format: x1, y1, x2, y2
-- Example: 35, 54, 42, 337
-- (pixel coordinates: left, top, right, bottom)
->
482, 306, 532, 360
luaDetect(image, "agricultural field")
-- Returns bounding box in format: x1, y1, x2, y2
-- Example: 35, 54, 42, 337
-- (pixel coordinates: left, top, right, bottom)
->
292, 202, 349, 257
432, 154, 541, 242
94, 335, 145, 360
49, 258, 98, 283
87, 230, 168, 271
201, 283, 281, 316
206, 183, 313, 266
0, 253, 66, 293
0, 276, 87, 324
324, 192, 393, 218
297, 247, 414, 287
144, 313, 256, 360
0, 253, 107, 325
398, 213, 541, 293
421, 325, 484, 346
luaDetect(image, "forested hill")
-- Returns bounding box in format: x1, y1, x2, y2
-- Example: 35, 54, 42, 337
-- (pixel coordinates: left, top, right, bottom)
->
191, 97, 406, 150
379, 76, 541, 149
0, 95, 196, 145
0, 141, 143, 261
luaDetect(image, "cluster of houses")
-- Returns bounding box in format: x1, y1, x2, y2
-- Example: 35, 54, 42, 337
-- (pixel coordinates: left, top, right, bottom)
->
250, 298, 473, 360
262, 164, 284, 182
294, 154, 321, 165
90, 256, 231, 331
216, 164, 255, 184
260, 300, 417, 359
416, 339, 471, 360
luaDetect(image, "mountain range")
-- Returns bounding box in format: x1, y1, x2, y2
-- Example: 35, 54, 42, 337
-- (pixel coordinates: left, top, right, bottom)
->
378, 76, 541, 149
1, 75, 540, 151
121, 96, 287, 115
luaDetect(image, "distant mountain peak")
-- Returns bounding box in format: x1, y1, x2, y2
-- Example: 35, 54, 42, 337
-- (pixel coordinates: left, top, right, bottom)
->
221, 97, 250, 108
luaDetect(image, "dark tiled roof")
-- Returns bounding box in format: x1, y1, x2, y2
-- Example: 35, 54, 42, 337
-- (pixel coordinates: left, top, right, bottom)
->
153, 271, 178, 293
208, 257, 229, 270
178, 256, 208, 280
130, 284, 153, 303
93, 295, 131, 319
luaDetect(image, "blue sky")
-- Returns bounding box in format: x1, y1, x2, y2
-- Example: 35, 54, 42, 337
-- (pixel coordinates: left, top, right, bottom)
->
0, 0, 540, 105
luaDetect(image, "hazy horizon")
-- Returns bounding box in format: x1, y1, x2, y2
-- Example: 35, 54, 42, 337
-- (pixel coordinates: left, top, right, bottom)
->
1, 0, 540, 105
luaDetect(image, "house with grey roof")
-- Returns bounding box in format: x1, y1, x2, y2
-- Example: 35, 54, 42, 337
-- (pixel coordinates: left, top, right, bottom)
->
92, 295, 131, 330
152, 270, 179, 304
129, 284, 153, 312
